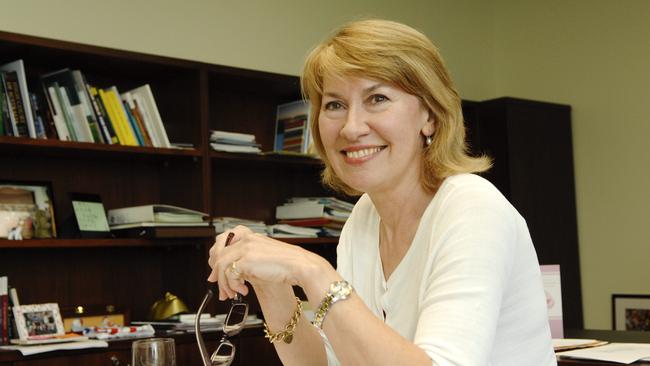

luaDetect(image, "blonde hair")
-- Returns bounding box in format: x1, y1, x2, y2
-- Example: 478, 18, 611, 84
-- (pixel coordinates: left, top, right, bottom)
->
302, 19, 491, 195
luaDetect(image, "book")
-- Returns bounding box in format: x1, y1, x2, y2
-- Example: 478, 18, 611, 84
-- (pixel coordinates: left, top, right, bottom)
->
122, 92, 152, 146
87, 85, 118, 144
0, 72, 9, 136
98, 88, 130, 145
209, 142, 261, 154
274, 100, 313, 155
29, 93, 47, 139
59, 86, 92, 142
1, 276, 8, 345
0, 60, 36, 138
276, 197, 353, 221
40, 69, 94, 142
275, 202, 327, 220
107, 87, 139, 146
268, 224, 320, 238
107, 204, 208, 226
127, 84, 170, 148
71, 70, 104, 143
210, 130, 256, 143
2, 71, 27, 137
46, 85, 72, 141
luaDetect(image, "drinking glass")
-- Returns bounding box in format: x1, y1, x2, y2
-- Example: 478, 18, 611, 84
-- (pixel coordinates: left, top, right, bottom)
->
132, 337, 176, 366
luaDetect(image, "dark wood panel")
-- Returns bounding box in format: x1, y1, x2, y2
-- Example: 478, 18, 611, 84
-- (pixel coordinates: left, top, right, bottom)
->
211, 159, 328, 223
1, 244, 208, 321
475, 97, 582, 329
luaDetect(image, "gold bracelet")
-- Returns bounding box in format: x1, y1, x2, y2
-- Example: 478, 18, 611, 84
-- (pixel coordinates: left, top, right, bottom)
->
264, 297, 302, 344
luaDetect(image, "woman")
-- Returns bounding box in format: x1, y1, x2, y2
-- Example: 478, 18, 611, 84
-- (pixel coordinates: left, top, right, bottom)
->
209, 19, 556, 366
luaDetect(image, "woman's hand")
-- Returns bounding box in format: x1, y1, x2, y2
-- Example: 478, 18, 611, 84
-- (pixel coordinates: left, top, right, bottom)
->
208, 225, 327, 301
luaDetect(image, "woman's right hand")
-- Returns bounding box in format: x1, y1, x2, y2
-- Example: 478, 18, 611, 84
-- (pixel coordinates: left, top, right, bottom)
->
207, 225, 329, 301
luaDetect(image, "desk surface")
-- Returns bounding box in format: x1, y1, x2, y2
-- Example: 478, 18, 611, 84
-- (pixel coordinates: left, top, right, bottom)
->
558, 329, 650, 365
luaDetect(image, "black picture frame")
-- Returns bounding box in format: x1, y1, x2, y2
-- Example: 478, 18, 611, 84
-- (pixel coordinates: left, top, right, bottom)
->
69, 192, 112, 238
612, 294, 650, 331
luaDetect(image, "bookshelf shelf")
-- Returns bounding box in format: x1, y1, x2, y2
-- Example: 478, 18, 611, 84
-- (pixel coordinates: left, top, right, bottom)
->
210, 150, 323, 166
0, 238, 207, 249
0, 136, 201, 160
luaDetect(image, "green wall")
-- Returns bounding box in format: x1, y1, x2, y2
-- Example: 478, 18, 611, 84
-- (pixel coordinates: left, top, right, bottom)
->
493, 0, 650, 329
2, 0, 648, 329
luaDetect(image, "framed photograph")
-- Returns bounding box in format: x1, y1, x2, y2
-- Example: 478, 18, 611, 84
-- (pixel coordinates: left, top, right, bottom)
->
13, 303, 65, 340
0, 181, 56, 239
612, 294, 650, 331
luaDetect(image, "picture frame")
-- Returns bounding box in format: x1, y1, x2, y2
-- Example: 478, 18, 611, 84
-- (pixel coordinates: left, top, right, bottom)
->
70, 192, 111, 238
0, 181, 56, 239
612, 294, 650, 331
13, 303, 65, 340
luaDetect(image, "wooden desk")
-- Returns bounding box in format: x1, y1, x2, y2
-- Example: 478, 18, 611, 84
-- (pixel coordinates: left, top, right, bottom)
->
558, 329, 650, 365
0, 327, 282, 366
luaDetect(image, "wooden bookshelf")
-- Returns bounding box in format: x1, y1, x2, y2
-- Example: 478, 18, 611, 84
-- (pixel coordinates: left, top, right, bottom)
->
0, 32, 334, 366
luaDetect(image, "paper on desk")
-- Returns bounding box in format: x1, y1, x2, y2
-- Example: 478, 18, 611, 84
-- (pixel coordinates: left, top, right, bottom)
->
553, 338, 608, 351
0, 340, 108, 356
557, 342, 650, 364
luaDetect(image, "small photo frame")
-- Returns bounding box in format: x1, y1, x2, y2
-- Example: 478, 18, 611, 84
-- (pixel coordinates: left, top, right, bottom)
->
0, 181, 56, 239
13, 303, 65, 340
612, 294, 650, 331
70, 192, 111, 238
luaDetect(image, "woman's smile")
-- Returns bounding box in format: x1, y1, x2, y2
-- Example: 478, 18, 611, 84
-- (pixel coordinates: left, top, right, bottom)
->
342, 146, 387, 164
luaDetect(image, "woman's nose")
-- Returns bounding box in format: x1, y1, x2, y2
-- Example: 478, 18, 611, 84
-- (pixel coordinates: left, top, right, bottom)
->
339, 106, 370, 141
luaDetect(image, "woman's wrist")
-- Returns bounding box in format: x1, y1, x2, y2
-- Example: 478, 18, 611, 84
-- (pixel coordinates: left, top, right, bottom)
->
298, 253, 343, 305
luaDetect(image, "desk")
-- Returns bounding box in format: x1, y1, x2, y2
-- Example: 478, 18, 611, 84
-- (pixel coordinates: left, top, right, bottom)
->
0, 327, 282, 366
558, 329, 650, 365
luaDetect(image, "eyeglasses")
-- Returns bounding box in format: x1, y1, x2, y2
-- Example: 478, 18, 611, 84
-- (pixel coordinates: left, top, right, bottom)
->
195, 290, 248, 366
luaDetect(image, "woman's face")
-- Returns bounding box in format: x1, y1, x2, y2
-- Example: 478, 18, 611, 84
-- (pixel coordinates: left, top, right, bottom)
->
318, 75, 433, 195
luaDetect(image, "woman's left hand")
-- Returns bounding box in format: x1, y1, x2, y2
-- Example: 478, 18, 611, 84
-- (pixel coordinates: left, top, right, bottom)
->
207, 225, 325, 301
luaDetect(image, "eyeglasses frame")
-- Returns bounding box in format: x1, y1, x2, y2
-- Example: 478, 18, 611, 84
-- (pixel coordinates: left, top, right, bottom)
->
195, 289, 248, 366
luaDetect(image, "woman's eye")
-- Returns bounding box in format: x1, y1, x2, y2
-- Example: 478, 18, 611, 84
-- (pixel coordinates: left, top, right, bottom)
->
369, 94, 388, 104
324, 101, 343, 110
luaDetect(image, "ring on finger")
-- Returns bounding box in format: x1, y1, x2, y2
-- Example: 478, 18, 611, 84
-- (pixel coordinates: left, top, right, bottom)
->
228, 260, 242, 278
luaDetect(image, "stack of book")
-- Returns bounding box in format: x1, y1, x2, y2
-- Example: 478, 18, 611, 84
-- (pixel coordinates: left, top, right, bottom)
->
107, 204, 211, 238
275, 197, 355, 237
209, 130, 261, 154
267, 224, 320, 238
274, 100, 313, 155
0, 59, 171, 148
212, 217, 267, 235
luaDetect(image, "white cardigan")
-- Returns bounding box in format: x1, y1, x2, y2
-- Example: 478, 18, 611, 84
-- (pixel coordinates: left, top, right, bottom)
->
324, 174, 556, 366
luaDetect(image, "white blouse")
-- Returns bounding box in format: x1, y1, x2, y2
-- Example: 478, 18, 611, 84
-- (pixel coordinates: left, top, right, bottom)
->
323, 174, 556, 366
